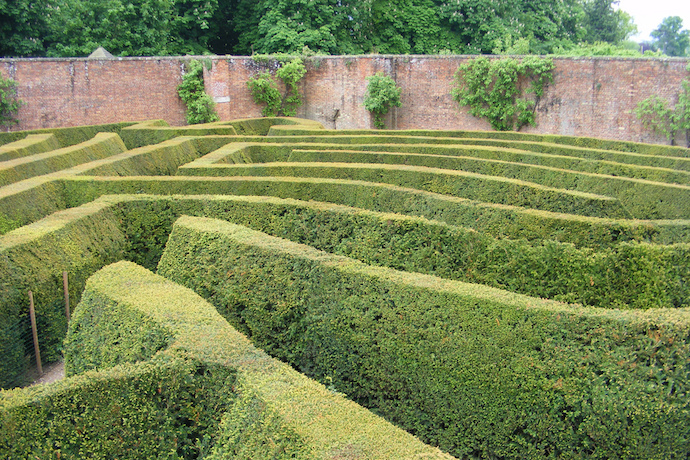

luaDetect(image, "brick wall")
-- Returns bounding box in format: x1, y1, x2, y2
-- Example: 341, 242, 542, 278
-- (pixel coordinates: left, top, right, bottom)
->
2, 55, 689, 144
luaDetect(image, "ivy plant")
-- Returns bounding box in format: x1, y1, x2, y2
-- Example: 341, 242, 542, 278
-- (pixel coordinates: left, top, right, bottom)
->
634, 64, 690, 147
177, 59, 219, 125
0, 74, 22, 131
452, 56, 554, 131
247, 58, 306, 117
363, 72, 402, 129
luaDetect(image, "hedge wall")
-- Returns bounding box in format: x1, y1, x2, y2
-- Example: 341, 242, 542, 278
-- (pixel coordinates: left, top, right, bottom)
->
286, 146, 690, 185
1, 260, 454, 459
0, 122, 136, 149
0, 134, 60, 162
59, 176, 690, 247
0, 133, 127, 187
177, 162, 626, 218
157, 216, 690, 460
266, 126, 690, 156
0, 201, 126, 388
109, 194, 689, 310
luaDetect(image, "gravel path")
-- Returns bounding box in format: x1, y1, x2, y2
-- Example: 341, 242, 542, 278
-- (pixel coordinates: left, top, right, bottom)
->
30, 360, 65, 386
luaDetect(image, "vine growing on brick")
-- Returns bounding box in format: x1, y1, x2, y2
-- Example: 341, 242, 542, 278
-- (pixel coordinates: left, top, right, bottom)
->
363, 72, 402, 129
0, 74, 22, 131
634, 64, 690, 147
452, 56, 554, 131
177, 59, 219, 125
247, 58, 306, 117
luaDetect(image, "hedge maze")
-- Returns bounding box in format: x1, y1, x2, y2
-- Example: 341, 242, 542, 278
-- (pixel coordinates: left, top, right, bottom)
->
1, 117, 689, 459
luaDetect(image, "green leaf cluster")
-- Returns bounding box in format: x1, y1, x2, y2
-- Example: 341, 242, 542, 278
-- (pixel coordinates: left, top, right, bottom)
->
452, 56, 554, 131
363, 72, 403, 129
0, 74, 21, 130
177, 60, 219, 125
634, 65, 690, 147
247, 58, 306, 117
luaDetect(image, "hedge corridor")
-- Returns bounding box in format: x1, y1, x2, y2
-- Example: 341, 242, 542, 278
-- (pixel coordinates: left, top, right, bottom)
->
0, 117, 688, 459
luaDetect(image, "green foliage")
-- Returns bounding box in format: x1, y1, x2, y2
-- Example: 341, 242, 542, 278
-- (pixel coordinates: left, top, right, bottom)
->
651, 16, 690, 57
0, 74, 21, 130
159, 216, 690, 460
247, 59, 306, 117
551, 41, 644, 57
581, 0, 638, 44
177, 60, 219, 125
363, 72, 402, 129
452, 56, 554, 131
635, 65, 690, 147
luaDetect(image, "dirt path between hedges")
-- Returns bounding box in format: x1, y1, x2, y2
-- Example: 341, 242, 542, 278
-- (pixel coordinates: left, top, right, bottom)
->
30, 360, 65, 386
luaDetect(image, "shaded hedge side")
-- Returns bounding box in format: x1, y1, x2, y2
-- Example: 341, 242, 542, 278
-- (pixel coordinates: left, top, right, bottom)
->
0, 201, 126, 387
0, 133, 127, 187
1, 261, 453, 459
157, 216, 690, 460
0, 134, 60, 162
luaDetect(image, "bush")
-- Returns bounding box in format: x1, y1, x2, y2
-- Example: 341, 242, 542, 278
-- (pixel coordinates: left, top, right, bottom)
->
247, 59, 306, 117
363, 72, 402, 129
0, 74, 22, 131
177, 60, 220, 125
452, 56, 554, 131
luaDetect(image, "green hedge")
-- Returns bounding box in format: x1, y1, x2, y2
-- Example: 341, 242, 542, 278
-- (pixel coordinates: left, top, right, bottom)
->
0, 201, 126, 388
1, 260, 453, 459
60, 176, 690, 246
118, 195, 688, 309
0, 355, 237, 460
0, 122, 136, 149
283, 148, 690, 219
72, 137, 201, 177
177, 162, 627, 218
286, 145, 690, 185
266, 126, 690, 156
0, 134, 60, 162
119, 120, 238, 149
158, 216, 690, 460
0, 133, 127, 187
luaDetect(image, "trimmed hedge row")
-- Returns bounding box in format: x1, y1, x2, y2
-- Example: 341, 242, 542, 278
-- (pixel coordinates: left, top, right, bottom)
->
287, 145, 690, 185
177, 162, 627, 218
0, 133, 127, 187
0, 260, 453, 459
158, 216, 690, 460
266, 126, 690, 156
0, 122, 136, 149
59, 176, 690, 246
285, 148, 690, 219
0, 201, 126, 388
0, 355, 235, 460
112, 194, 689, 310
118, 118, 323, 149
0, 134, 60, 162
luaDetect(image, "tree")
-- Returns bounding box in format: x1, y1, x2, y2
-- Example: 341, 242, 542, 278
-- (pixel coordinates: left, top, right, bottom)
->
581, 0, 637, 44
651, 16, 690, 57
0, 0, 54, 57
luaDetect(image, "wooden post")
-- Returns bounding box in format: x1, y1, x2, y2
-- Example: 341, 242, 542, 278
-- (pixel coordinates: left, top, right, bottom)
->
63, 271, 70, 323
28, 290, 43, 376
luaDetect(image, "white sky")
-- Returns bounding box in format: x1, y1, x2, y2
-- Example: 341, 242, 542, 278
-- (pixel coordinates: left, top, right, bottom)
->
616, 0, 690, 42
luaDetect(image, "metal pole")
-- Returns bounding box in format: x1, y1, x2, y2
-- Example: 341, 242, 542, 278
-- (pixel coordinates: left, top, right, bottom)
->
28, 290, 43, 376
63, 271, 70, 323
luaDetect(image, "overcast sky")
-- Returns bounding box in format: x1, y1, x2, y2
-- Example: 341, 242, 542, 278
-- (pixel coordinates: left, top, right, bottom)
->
616, 0, 690, 41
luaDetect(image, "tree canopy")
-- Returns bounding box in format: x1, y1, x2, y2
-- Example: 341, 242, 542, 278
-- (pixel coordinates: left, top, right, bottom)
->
0, 0, 654, 57
651, 16, 690, 57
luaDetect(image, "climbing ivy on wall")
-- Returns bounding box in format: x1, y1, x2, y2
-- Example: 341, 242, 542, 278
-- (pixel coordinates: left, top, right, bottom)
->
177, 59, 219, 125
634, 64, 690, 147
247, 58, 307, 117
363, 72, 402, 129
451, 56, 554, 131
0, 74, 22, 131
